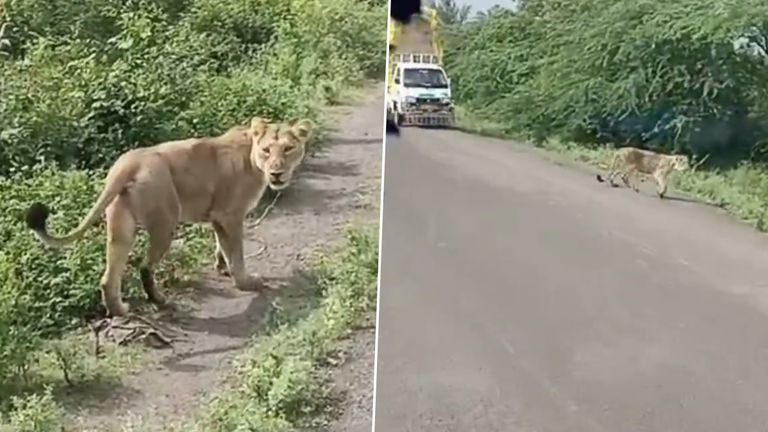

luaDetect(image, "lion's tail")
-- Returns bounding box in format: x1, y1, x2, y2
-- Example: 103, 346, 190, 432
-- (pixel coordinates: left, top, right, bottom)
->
596, 151, 621, 184
25, 165, 135, 248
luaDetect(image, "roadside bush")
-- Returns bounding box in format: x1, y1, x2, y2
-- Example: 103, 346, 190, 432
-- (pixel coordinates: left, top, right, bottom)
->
445, 0, 768, 164
0, 0, 386, 175
0, 388, 63, 432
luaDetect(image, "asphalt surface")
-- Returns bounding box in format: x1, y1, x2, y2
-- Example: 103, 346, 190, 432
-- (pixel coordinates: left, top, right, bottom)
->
374, 127, 768, 432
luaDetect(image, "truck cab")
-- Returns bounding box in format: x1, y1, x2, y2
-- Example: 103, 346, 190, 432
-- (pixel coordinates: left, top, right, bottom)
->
389, 54, 455, 127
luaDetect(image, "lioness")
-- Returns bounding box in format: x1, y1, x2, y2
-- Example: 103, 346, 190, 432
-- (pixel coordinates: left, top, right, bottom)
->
595, 146, 689, 198
25, 117, 314, 317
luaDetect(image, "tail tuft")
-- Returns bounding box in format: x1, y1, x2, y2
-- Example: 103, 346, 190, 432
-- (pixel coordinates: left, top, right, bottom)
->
596, 174, 605, 183
25, 202, 51, 232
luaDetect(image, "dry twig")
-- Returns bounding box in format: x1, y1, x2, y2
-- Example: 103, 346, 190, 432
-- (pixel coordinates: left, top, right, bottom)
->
89, 313, 187, 353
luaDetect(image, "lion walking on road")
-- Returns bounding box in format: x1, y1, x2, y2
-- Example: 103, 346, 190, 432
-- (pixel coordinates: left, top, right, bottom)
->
596, 147, 690, 198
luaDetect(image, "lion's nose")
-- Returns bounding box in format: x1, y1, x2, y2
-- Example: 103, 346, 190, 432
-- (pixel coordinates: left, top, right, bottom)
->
269, 171, 285, 182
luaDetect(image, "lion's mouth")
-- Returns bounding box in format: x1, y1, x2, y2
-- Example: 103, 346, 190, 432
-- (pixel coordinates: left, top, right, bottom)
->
268, 175, 287, 189
269, 171, 285, 183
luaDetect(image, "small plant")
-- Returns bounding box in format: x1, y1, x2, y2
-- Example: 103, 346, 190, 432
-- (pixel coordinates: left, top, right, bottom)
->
0, 387, 63, 432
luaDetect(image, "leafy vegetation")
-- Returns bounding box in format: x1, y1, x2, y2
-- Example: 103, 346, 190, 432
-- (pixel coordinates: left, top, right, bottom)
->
194, 225, 379, 432
0, 225, 378, 432
437, 0, 768, 228
0, 0, 385, 426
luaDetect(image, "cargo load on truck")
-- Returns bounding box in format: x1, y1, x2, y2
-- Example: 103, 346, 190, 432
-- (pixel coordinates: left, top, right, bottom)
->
387, 6, 455, 128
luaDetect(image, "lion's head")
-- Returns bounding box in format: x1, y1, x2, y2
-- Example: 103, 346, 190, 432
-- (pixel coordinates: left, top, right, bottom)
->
673, 155, 690, 171
250, 117, 315, 190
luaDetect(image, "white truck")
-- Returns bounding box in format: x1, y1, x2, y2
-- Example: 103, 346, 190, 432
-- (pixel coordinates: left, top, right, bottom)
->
387, 7, 455, 128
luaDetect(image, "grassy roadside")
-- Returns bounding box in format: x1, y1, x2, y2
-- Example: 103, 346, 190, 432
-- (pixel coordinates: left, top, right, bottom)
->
456, 106, 768, 232
0, 224, 379, 431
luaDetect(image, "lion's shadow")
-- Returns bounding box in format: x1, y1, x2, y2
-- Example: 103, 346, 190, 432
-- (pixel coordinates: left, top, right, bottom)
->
153, 270, 321, 373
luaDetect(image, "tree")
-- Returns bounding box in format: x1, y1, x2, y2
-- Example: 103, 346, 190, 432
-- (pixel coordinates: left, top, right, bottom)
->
432, 0, 472, 26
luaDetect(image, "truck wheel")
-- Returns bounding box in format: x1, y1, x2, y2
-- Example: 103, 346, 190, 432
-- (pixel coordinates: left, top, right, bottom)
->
392, 103, 403, 126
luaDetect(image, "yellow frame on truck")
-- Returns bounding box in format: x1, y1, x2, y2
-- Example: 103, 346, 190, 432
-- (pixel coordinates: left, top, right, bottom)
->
387, 6, 444, 96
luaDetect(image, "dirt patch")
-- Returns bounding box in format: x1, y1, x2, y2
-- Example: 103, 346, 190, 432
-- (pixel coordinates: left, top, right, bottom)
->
66, 82, 384, 431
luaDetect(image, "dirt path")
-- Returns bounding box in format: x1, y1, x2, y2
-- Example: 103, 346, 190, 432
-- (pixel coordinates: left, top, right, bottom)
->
69, 83, 384, 431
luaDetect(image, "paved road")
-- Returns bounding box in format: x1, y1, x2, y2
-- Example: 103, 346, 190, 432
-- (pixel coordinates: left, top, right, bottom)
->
374, 128, 768, 432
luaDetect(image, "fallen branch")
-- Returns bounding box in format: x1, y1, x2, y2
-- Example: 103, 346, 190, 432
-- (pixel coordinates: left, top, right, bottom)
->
89, 313, 188, 353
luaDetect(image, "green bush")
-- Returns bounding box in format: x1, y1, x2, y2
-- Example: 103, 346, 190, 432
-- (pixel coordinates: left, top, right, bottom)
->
0, 0, 386, 175
444, 0, 768, 164
0, 388, 63, 432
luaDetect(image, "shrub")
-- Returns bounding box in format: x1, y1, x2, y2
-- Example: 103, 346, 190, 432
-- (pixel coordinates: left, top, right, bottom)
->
444, 0, 768, 164
0, 0, 386, 175
0, 388, 63, 432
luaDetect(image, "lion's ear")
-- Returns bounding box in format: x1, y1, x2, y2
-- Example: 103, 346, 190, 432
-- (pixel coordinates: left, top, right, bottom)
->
250, 117, 269, 135
290, 119, 315, 141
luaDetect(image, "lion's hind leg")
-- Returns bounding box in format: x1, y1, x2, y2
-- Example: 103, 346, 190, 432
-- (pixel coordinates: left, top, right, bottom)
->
139, 220, 176, 306
131, 167, 181, 306
101, 198, 137, 317
596, 169, 621, 187
621, 167, 640, 192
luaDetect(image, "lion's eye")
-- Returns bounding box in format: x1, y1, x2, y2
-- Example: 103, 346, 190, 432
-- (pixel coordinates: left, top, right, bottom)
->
285, 146, 295, 153
262, 147, 270, 155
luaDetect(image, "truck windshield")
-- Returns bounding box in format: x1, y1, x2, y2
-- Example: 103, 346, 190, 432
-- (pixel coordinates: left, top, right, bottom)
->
403, 68, 448, 89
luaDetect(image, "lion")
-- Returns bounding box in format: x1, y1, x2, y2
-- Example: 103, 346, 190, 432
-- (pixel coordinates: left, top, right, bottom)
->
25, 117, 314, 317
595, 146, 689, 198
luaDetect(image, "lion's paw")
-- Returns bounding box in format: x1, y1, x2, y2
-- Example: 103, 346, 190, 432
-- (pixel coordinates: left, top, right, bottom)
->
234, 273, 265, 292
106, 300, 130, 317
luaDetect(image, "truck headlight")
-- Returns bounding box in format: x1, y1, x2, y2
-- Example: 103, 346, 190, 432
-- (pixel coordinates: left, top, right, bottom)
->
405, 96, 416, 104
441, 97, 452, 105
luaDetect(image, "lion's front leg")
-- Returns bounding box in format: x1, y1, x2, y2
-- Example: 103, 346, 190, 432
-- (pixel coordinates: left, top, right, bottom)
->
212, 218, 263, 291
653, 170, 668, 198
